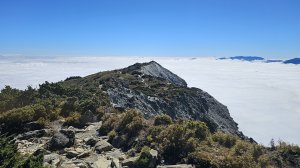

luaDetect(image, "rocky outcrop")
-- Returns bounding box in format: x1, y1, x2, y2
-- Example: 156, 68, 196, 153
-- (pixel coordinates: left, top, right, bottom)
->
105, 61, 239, 135
122, 61, 187, 87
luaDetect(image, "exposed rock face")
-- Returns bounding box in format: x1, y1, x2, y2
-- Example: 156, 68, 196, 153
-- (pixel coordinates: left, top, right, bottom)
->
105, 61, 239, 134
140, 61, 187, 87
122, 61, 187, 87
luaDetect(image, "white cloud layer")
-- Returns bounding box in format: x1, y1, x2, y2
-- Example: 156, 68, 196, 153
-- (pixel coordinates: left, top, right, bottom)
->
1, 56, 300, 146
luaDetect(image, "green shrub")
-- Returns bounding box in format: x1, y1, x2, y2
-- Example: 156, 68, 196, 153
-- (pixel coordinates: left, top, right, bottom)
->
16, 154, 44, 168
187, 151, 216, 168
258, 154, 270, 168
252, 144, 263, 161
0, 134, 44, 168
212, 132, 237, 148
60, 97, 78, 117
116, 109, 144, 137
78, 99, 99, 113
157, 121, 209, 164
64, 112, 81, 126
95, 106, 106, 120
185, 121, 209, 141
146, 126, 164, 143
232, 140, 251, 156
98, 114, 119, 136
0, 103, 48, 132
0, 135, 18, 168
0, 106, 35, 125
154, 115, 172, 126
32, 104, 47, 120
134, 146, 153, 168
277, 141, 300, 155
108, 130, 117, 142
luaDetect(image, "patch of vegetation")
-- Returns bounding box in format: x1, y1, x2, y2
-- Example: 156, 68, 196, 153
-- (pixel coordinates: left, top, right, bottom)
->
154, 114, 172, 126
64, 76, 82, 81
97, 109, 300, 167
0, 135, 44, 168
134, 146, 153, 168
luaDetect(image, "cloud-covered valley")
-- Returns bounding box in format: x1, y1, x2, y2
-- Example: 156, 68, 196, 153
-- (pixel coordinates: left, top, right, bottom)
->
1, 56, 299, 146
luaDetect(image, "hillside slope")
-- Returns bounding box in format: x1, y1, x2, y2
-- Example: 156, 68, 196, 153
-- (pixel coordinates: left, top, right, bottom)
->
68, 61, 239, 135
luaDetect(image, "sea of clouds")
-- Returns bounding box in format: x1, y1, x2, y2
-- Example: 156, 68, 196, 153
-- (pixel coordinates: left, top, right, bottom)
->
1, 56, 300, 146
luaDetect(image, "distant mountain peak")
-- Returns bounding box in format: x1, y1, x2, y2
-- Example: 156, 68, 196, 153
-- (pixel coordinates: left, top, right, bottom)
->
283, 58, 300, 64
219, 56, 264, 61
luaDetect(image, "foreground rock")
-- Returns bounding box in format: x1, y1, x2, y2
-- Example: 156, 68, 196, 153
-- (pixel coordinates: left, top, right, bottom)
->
95, 140, 113, 153
47, 129, 75, 150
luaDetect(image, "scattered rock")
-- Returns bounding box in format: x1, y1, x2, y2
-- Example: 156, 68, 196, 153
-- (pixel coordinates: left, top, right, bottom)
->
106, 149, 126, 161
66, 150, 79, 158
95, 140, 113, 153
85, 137, 97, 146
121, 156, 139, 167
24, 121, 44, 131
77, 151, 90, 159
75, 147, 85, 153
60, 161, 79, 168
93, 156, 111, 168
18, 129, 48, 140
44, 153, 61, 167
111, 157, 121, 168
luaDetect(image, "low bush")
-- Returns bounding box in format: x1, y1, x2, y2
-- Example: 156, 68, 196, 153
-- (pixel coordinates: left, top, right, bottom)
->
277, 141, 300, 155
64, 112, 81, 126
157, 121, 209, 164
154, 114, 172, 126
116, 109, 144, 137
0, 104, 47, 130
212, 131, 237, 148
134, 146, 153, 168
98, 114, 119, 136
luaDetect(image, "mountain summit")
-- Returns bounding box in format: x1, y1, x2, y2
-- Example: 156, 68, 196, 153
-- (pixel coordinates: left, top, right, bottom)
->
122, 61, 187, 87
64, 61, 240, 135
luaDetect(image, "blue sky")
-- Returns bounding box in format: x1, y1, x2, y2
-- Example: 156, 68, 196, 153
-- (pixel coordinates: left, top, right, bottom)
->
0, 0, 299, 58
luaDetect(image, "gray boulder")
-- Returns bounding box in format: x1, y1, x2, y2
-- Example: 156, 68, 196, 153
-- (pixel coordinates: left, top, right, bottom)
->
66, 150, 79, 159
95, 140, 113, 153
24, 121, 44, 131
84, 137, 97, 146
18, 129, 48, 140
149, 149, 158, 168
48, 129, 75, 150
43, 153, 61, 167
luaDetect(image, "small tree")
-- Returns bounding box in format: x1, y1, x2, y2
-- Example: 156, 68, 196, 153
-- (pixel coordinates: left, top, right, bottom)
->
270, 138, 275, 150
